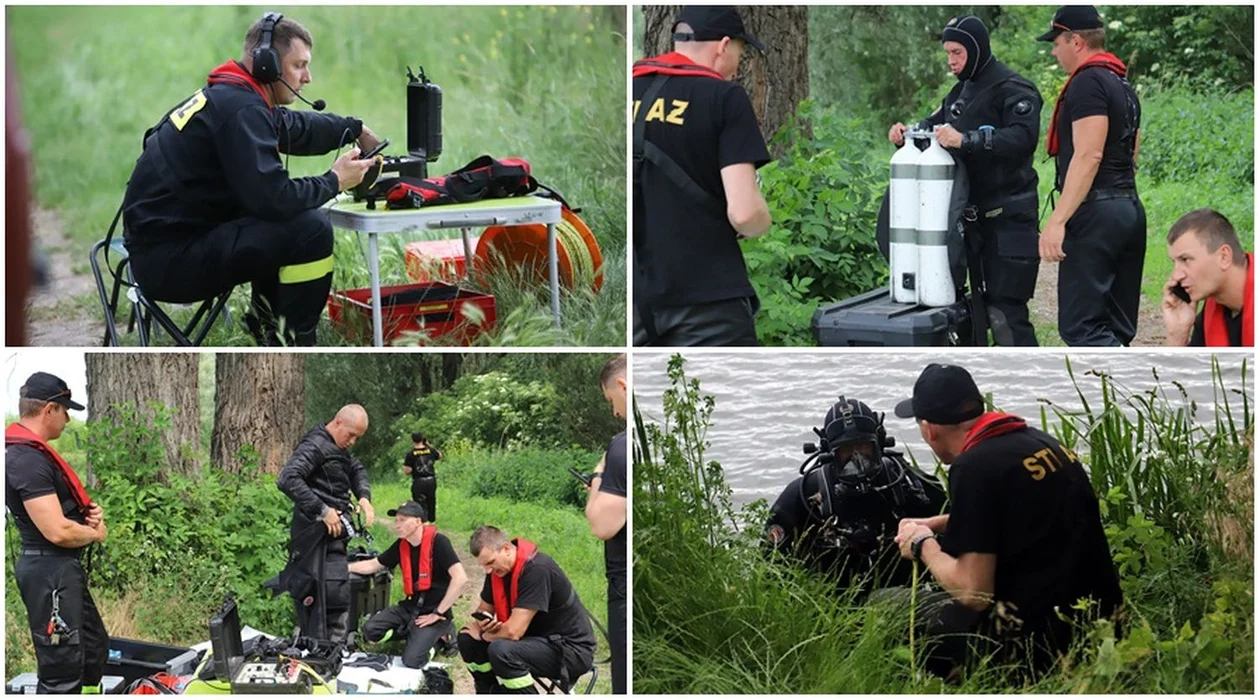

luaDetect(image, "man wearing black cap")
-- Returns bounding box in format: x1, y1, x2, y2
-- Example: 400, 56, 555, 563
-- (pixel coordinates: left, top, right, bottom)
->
348, 501, 467, 669
764, 397, 946, 595
5, 373, 110, 694
889, 16, 1043, 346
888, 363, 1121, 678
403, 432, 442, 521
1036, 5, 1145, 346
632, 5, 772, 347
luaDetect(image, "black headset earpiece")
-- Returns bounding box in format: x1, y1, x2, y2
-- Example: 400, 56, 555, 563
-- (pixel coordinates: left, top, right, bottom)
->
251, 12, 284, 84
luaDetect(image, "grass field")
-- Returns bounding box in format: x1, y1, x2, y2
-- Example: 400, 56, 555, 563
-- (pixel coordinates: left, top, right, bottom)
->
634, 355, 1253, 693
9, 5, 626, 346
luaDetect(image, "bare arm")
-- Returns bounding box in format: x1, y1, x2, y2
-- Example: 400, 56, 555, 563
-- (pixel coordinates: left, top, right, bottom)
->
720, 163, 771, 239
1048, 115, 1108, 229
483, 607, 539, 642
920, 540, 996, 611
433, 562, 468, 615
585, 478, 627, 542
24, 495, 103, 548
347, 557, 385, 576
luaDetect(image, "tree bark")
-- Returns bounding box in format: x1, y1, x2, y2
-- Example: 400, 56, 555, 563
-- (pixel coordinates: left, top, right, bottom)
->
642, 5, 810, 156
211, 353, 305, 475
85, 353, 200, 478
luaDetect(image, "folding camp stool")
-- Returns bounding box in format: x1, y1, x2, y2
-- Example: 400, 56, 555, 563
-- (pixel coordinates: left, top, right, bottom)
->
90, 237, 232, 346
537, 663, 598, 695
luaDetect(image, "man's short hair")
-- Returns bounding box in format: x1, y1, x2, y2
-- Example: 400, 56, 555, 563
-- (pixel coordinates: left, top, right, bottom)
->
600, 354, 627, 387
18, 398, 48, 419
1072, 28, 1106, 50
412, 431, 425, 443
243, 15, 314, 60
1167, 208, 1246, 266
470, 525, 510, 556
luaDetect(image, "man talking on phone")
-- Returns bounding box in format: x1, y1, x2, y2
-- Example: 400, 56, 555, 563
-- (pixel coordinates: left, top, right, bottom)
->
1161, 208, 1253, 347
122, 12, 383, 345
457, 526, 596, 693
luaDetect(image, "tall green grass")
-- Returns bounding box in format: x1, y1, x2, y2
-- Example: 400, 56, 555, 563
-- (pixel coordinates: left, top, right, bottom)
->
633, 355, 1253, 693
9, 5, 625, 346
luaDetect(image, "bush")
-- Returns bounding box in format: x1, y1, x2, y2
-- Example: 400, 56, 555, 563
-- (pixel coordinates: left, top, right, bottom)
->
1133, 85, 1254, 187
470, 446, 599, 509
395, 371, 561, 450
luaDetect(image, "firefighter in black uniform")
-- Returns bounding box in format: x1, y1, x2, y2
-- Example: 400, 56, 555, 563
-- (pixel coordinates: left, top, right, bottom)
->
1037, 5, 1145, 346
5, 373, 109, 694
122, 12, 380, 346
275, 404, 375, 641
889, 16, 1043, 346
765, 397, 947, 595
348, 501, 468, 669
632, 6, 772, 347
402, 432, 442, 522
890, 363, 1122, 679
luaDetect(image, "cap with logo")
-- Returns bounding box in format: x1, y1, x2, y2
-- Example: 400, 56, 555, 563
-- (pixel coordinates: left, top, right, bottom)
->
1036, 5, 1104, 42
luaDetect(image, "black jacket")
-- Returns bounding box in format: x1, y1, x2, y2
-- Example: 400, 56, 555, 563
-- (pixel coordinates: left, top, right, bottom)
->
277, 424, 372, 530
123, 60, 362, 246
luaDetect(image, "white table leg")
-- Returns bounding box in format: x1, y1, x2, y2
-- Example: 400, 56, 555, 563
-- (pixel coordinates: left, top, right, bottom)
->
547, 222, 560, 327
369, 232, 383, 346
461, 227, 474, 282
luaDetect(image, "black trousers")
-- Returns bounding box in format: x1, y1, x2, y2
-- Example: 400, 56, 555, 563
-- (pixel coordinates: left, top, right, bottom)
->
458, 631, 584, 694
869, 587, 987, 680
1057, 196, 1147, 346
633, 296, 759, 347
361, 603, 453, 669
128, 209, 335, 345
411, 477, 437, 522
978, 215, 1040, 347
15, 553, 109, 694
295, 538, 351, 642
608, 576, 627, 694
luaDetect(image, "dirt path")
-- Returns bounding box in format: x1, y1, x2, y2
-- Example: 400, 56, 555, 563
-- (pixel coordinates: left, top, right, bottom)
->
1030, 260, 1166, 346
25, 207, 106, 346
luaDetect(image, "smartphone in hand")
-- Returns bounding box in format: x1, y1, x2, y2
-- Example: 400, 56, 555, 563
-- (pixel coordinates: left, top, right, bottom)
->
359, 138, 391, 161
471, 610, 494, 623
1171, 283, 1192, 303
567, 467, 592, 486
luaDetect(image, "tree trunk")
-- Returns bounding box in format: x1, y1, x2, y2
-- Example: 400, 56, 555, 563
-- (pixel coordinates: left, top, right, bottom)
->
85, 353, 200, 478
642, 5, 810, 157
211, 354, 305, 475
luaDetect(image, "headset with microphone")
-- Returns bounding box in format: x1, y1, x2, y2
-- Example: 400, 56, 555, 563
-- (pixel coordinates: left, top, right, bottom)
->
251, 11, 325, 111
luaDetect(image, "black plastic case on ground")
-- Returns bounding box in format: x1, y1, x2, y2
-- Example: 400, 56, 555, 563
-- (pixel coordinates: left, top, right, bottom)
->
813, 288, 966, 346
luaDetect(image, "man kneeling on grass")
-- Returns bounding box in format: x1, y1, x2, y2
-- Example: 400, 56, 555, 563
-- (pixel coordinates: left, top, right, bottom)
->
457, 526, 597, 694
347, 501, 467, 668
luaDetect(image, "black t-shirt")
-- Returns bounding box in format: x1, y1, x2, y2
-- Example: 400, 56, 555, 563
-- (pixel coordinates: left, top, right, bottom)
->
1055, 67, 1140, 191
1189, 306, 1244, 347
600, 432, 628, 582
5, 444, 88, 552
479, 550, 596, 651
404, 445, 440, 479
940, 425, 1121, 634
376, 531, 460, 612
633, 71, 771, 307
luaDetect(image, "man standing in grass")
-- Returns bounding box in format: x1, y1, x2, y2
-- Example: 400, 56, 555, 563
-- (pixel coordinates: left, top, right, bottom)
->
276, 404, 375, 642
1162, 208, 1253, 347
890, 363, 1122, 679
403, 432, 442, 521
458, 526, 597, 694
5, 373, 109, 694
586, 353, 627, 693
122, 12, 383, 345
348, 501, 467, 669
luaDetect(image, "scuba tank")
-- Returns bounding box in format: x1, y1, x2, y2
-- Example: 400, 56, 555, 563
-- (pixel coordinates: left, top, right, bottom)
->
406, 66, 443, 162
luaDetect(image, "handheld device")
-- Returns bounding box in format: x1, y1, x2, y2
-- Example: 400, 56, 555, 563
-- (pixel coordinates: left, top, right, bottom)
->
567, 467, 592, 486
359, 138, 391, 161
471, 610, 494, 623
1171, 283, 1192, 303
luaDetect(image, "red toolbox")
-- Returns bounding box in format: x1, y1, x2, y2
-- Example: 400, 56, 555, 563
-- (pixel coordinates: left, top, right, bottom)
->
328, 282, 495, 345
404, 238, 478, 284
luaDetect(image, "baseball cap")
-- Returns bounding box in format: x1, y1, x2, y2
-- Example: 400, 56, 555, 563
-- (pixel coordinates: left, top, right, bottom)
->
1037, 5, 1104, 42
893, 364, 985, 426
673, 6, 767, 53
387, 501, 428, 520
20, 372, 85, 411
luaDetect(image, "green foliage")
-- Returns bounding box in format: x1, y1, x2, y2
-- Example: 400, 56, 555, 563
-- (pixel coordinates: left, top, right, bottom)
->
1134, 85, 1253, 187
86, 403, 296, 635
746, 102, 886, 345
1103, 5, 1254, 90
469, 446, 598, 509
634, 355, 1253, 693
401, 371, 560, 449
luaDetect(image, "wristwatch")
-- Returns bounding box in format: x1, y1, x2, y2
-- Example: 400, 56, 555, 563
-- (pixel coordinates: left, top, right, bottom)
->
910, 533, 935, 564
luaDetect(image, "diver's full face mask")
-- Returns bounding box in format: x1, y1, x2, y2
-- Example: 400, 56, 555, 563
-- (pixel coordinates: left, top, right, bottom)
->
832, 440, 881, 474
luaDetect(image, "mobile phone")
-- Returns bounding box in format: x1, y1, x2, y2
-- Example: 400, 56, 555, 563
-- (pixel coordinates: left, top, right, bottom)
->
567, 467, 592, 486
359, 138, 390, 161
1171, 283, 1191, 303
471, 610, 494, 622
